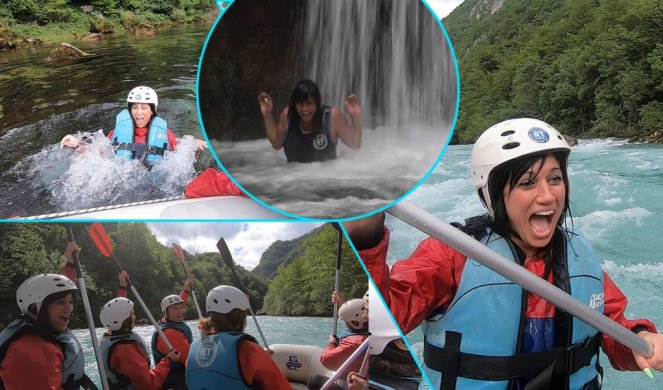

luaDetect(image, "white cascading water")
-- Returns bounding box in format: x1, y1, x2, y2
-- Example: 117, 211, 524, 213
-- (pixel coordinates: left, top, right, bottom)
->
215, 0, 458, 219
296, 0, 456, 130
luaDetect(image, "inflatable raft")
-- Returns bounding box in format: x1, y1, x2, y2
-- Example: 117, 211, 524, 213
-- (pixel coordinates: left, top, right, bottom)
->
21, 195, 286, 220
270, 344, 333, 389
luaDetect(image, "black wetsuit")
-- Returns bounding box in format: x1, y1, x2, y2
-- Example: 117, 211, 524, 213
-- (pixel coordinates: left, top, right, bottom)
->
283, 106, 336, 163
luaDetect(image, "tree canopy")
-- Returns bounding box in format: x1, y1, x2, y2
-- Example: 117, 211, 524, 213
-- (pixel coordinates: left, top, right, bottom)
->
443, 0, 663, 142
0, 222, 366, 329
262, 225, 367, 317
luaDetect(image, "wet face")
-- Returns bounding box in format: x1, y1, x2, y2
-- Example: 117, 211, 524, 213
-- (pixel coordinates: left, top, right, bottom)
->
46, 293, 74, 333
503, 155, 565, 257
131, 103, 153, 128
295, 98, 317, 125
166, 303, 185, 323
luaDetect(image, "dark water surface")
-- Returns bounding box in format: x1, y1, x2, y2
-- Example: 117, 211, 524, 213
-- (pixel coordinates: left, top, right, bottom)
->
0, 24, 214, 218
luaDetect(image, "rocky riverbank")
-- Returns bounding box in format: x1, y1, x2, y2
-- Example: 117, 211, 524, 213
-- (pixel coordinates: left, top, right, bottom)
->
0, 7, 219, 52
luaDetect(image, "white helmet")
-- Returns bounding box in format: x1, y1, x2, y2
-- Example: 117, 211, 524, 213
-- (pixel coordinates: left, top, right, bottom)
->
127, 86, 158, 111
470, 118, 570, 216
161, 294, 184, 314
16, 274, 77, 318
206, 285, 250, 314
338, 299, 367, 326
100, 297, 134, 331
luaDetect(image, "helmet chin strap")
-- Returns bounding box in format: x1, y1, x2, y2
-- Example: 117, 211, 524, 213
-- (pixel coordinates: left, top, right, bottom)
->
480, 186, 495, 219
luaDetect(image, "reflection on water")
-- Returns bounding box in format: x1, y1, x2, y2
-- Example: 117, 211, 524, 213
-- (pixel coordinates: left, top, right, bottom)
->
0, 25, 212, 218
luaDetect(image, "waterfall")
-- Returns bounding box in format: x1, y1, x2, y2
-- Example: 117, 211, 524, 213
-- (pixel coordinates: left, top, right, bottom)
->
295, 0, 457, 131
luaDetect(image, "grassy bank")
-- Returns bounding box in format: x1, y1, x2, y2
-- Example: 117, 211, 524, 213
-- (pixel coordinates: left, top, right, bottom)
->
0, 2, 219, 49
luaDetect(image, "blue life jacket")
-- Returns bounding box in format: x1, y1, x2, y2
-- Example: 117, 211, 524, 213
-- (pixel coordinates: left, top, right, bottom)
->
150, 320, 192, 389
284, 105, 336, 163
100, 332, 150, 390
422, 228, 604, 390
186, 331, 257, 390
112, 109, 170, 166
0, 317, 88, 390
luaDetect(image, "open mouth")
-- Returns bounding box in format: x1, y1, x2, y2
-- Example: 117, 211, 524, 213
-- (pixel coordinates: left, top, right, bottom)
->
529, 210, 554, 237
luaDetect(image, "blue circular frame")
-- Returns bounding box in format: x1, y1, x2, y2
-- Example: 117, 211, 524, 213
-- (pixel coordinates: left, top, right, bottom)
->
196, 0, 461, 223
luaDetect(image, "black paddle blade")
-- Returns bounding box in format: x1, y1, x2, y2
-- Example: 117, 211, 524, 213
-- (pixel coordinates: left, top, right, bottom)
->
216, 237, 235, 268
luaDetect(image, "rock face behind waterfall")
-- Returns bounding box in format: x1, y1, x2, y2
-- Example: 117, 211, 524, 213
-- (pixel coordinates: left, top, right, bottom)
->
198, 0, 303, 141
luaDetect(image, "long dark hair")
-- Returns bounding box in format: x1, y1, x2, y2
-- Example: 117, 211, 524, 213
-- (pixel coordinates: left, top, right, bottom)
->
475, 151, 572, 275
198, 309, 247, 334
35, 290, 75, 330
127, 102, 156, 129
287, 79, 323, 131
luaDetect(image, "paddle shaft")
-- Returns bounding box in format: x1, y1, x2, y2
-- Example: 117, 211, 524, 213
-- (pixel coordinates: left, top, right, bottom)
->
177, 254, 203, 319
332, 228, 343, 338
66, 226, 110, 390
387, 201, 654, 358
229, 265, 270, 350
89, 224, 174, 351
112, 253, 173, 351
217, 238, 270, 349
321, 338, 370, 390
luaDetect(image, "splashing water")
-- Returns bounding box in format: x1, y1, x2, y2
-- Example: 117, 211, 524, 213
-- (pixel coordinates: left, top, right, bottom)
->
20, 133, 201, 214
217, 0, 457, 219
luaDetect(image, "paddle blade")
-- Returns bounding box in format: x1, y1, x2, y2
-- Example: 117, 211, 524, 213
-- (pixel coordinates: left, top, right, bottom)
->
172, 243, 185, 263
90, 223, 113, 257
216, 237, 235, 268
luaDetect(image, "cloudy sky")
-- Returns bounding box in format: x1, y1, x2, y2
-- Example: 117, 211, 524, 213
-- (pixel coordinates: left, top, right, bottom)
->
425, 0, 464, 18
147, 222, 322, 270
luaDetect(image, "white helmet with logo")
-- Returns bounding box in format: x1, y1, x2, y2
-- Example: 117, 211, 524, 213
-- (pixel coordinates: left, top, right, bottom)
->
127, 86, 158, 111
470, 118, 570, 216
16, 274, 78, 318
338, 299, 367, 327
100, 297, 134, 331
161, 294, 184, 313
206, 285, 250, 314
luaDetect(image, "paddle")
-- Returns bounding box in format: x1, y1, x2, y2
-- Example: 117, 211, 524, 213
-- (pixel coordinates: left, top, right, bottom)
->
89, 223, 174, 351
320, 338, 370, 390
331, 223, 342, 338
172, 243, 203, 319
216, 237, 270, 350
386, 201, 654, 357
66, 225, 110, 390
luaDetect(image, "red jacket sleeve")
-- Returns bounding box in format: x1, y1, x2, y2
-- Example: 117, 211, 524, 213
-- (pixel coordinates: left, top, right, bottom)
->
167, 129, 178, 150
0, 333, 63, 390
320, 334, 368, 373
156, 327, 191, 365
184, 168, 245, 198
601, 272, 657, 370
110, 342, 171, 390
358, 228, 466, 334
238, 339, 291, 389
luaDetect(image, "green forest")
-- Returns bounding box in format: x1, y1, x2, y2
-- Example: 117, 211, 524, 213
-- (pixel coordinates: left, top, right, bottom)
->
444, 0, 663, 143
0, 223, 366, 329
0, 0, 216, 44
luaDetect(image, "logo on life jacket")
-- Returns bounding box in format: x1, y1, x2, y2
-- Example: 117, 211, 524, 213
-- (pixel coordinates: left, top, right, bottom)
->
286, 355, 303, 371
589, 292, 604, 310
196, 337, 218, 368
313, 134, 328, 150
528, 127, 550, 143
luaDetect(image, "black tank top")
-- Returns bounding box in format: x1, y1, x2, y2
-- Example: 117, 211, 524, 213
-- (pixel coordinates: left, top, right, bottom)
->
283, 106, 336, 163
